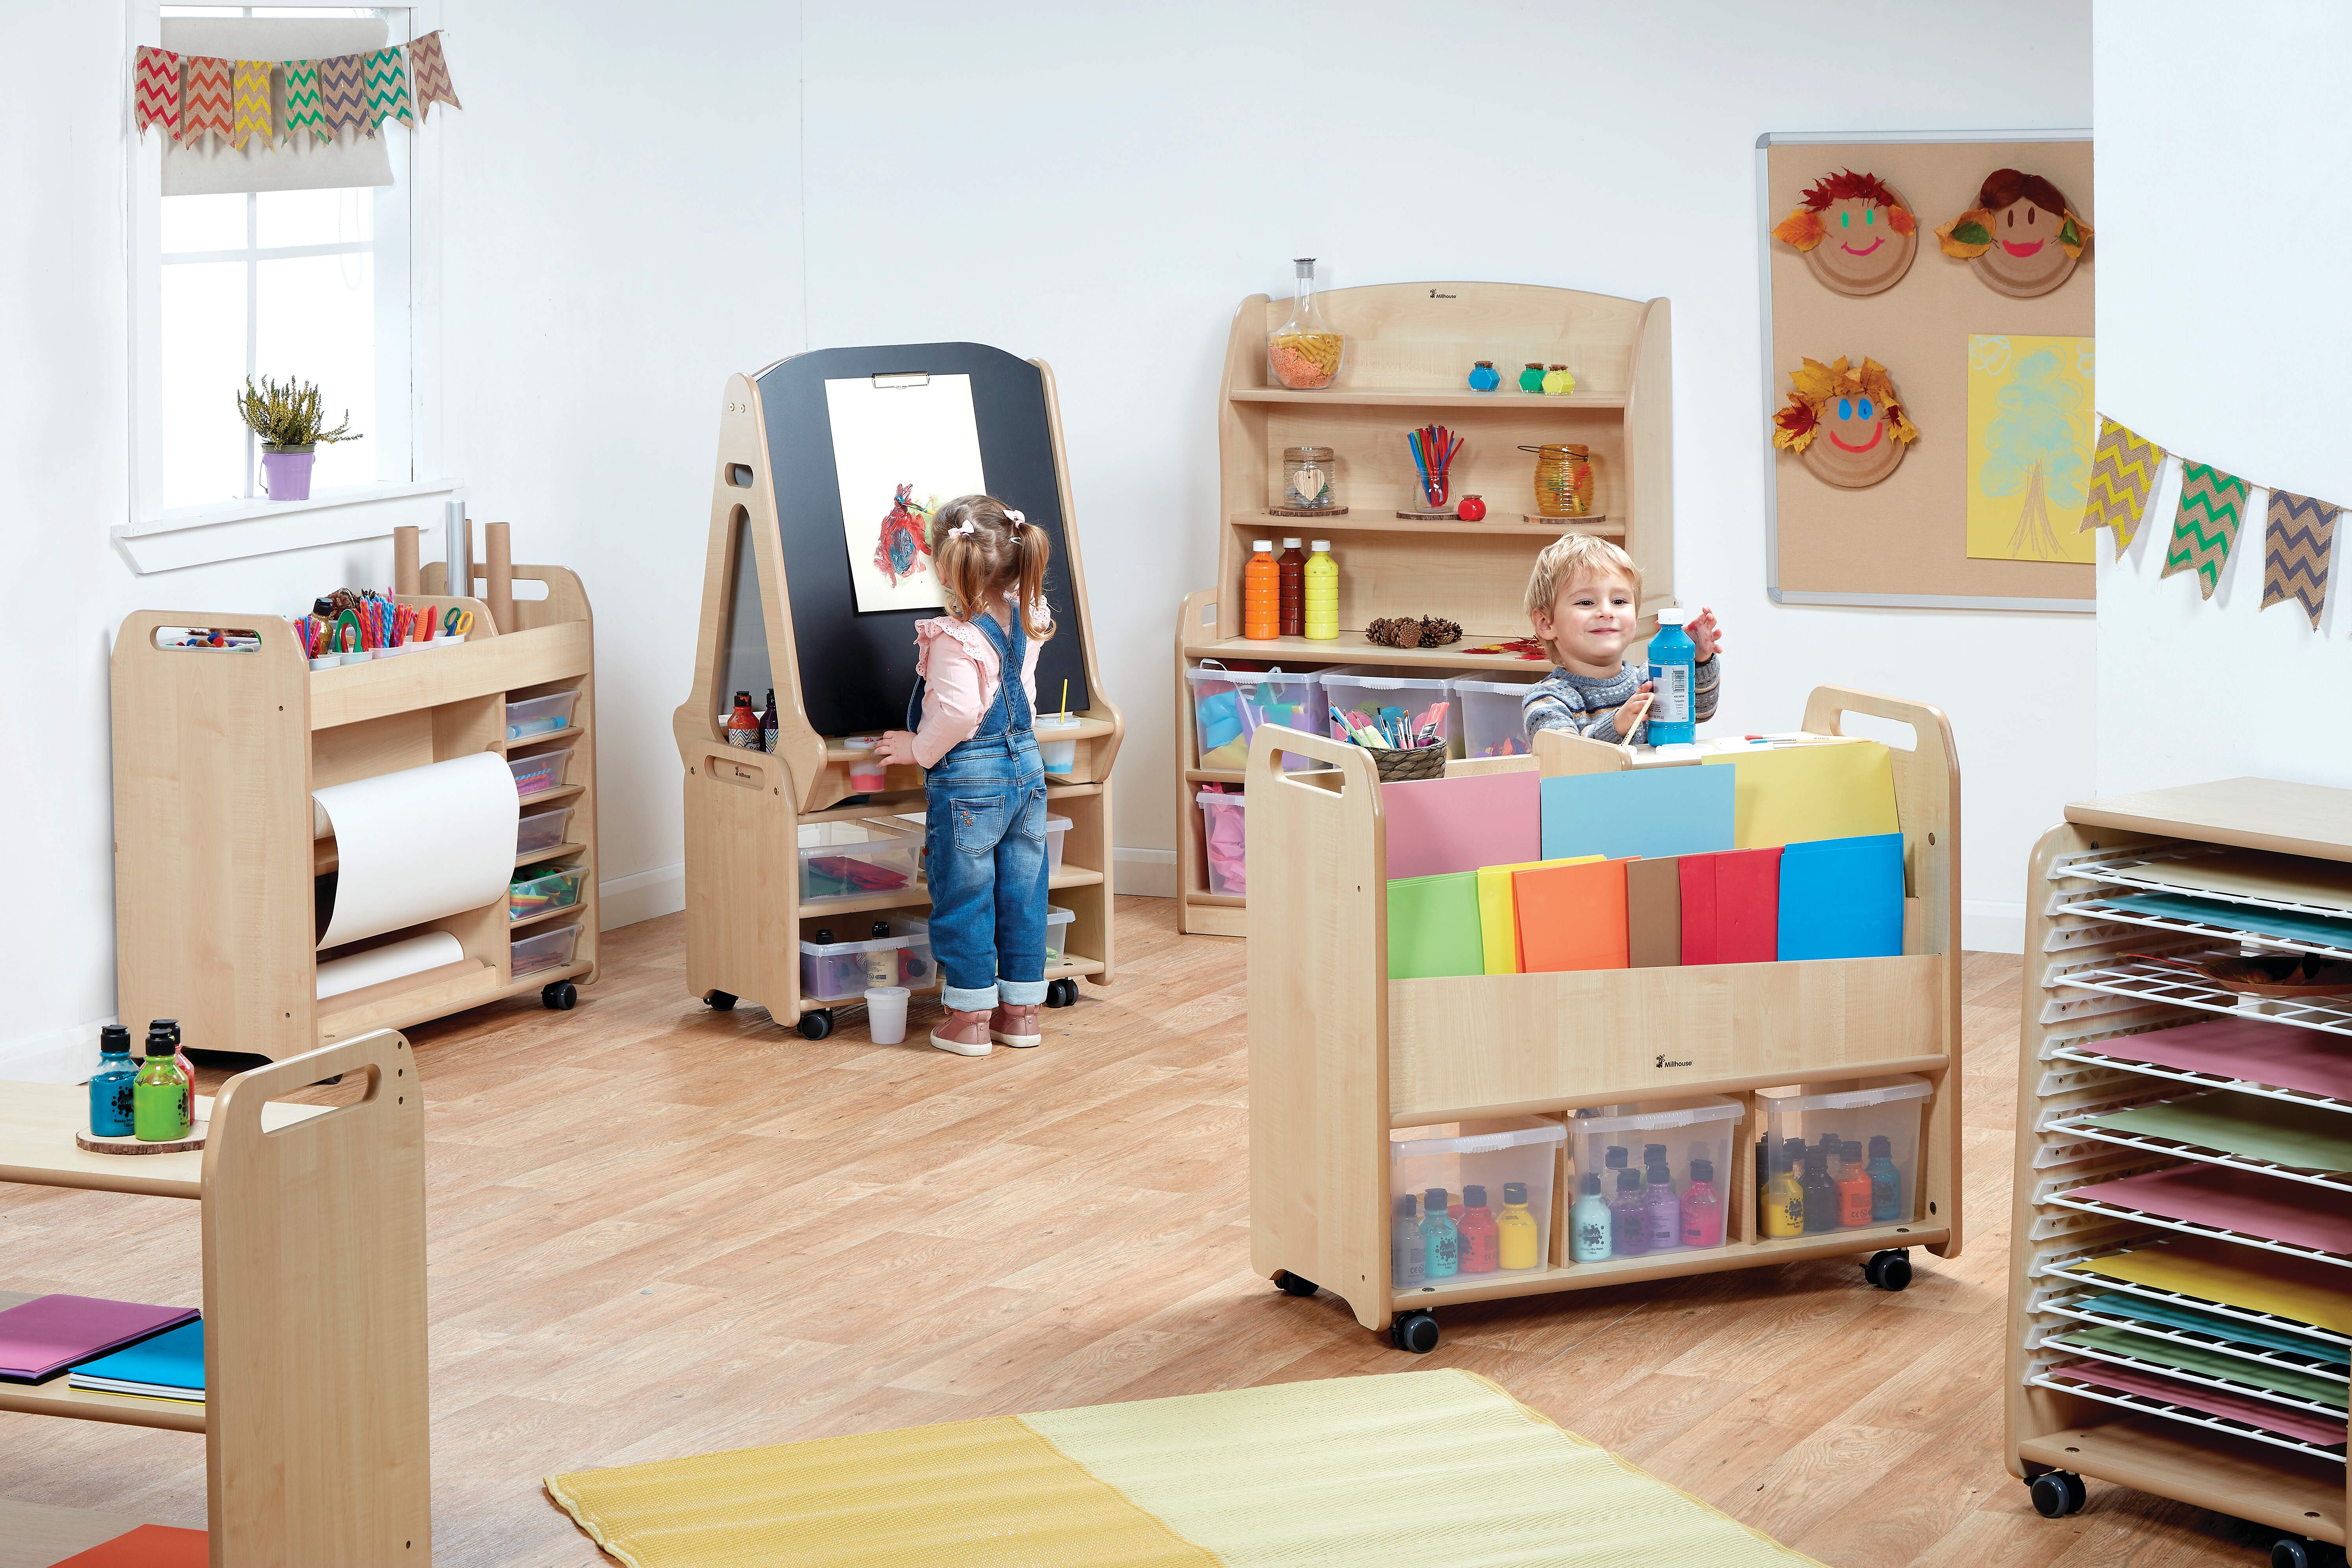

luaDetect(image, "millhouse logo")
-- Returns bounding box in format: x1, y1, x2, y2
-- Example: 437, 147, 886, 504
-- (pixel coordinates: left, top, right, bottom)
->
1656, 1054, 1693, 1068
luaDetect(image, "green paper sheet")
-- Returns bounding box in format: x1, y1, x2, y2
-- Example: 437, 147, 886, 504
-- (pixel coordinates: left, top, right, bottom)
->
1387, 872, 1485, 980
2097, 890, 2352, 952
2085, 1090, 2352, 1174
2076, 1292, 2350, 1368
2054, 1324, 2348, 1409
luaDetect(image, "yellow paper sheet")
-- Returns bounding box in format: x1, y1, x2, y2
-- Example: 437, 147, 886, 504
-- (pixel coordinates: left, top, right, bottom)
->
1476, 856, 1600, 974
2066, 1240, 2352, 1337
1700, 740, 1899, 849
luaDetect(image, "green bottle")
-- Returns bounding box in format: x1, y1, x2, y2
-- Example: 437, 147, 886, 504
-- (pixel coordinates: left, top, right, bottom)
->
133, 1026, 192, 1142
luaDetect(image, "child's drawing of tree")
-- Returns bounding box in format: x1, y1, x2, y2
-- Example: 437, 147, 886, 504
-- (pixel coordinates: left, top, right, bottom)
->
1978, 346, 2089, 560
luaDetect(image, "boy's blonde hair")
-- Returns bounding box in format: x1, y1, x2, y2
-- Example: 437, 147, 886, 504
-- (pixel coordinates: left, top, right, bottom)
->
1524, 533, 1642, 658
927, 494, 1056, 640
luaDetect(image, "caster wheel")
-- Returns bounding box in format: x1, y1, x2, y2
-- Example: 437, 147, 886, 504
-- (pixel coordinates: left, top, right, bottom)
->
315, 1074, 343, 1086
798, 1009, 835, 1041
1863, 1249, 1912, 1292
705, 990, 737, 1012
2028, 1471, 2084, 1518
1275, 1271, 1318, 1298
1389, 1310, 1440, 1355
542, 981, 577, 1011
1045, 978, 1078, 1008
2274, 1539, 2312, 1568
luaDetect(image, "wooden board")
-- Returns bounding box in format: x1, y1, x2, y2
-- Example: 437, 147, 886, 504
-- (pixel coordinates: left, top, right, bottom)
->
0, 1084, 323, 1199
76, 1121, 206, 1156
1761, 132, 2094, 610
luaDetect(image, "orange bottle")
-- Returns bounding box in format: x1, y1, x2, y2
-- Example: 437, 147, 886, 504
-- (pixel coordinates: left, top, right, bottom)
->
1243, 540, 1280, 640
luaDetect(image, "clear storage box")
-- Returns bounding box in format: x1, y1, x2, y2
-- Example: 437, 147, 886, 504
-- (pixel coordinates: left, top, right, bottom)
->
1321, 669, 1464, 758
1752, 1076, 1933, 1237
889, 811, 1071, 873
1044, 904, 1075, 965
1388, 1118, 1566, 1287
798, 819, 923, 904
515, 804, 574, 854
1196, 788, 1247, 896
1184, 663, 1326, 773
1566, 1097, 1744, 1263
505, 691, 579, 741
1451, 677, 1540, 759
508, 866, 585, 921
507, 747, 573, 798
800, 913, 935, 1003
510, 923, 580, 977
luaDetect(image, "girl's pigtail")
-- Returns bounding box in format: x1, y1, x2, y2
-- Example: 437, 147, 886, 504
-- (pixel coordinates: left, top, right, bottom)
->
1014, 514, 1055, 640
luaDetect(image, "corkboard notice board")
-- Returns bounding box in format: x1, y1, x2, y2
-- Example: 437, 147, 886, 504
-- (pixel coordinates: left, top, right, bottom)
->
1759, 131, 2093, 611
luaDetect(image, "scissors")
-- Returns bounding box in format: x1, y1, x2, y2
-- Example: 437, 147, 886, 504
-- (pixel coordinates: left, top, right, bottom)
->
442, 607, 474, 639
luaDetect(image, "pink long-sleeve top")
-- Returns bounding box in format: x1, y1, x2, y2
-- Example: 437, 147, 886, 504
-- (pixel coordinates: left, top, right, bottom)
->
909, 603, 1045, 768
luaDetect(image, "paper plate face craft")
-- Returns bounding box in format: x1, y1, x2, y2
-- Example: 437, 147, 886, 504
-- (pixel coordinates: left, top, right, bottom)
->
1772, 357, 1919, 489
1771, 170, 1918, 296
1937, 168, 2091, 298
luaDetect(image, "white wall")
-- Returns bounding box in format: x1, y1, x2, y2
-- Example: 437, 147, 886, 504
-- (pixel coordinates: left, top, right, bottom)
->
798, 0, 2095, 946
2093, 1, 2352, 794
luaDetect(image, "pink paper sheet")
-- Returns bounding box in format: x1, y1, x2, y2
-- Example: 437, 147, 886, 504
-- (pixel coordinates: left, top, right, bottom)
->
2056, 1359, 2348, 1447
2094, 1018, 2352, 1101
0, 1295, 200, 1383
2072, 1164, 2352, 1256
1381, 771, 1541, 882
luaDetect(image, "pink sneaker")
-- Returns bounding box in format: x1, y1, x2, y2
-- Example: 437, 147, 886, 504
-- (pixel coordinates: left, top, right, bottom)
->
930, 1008, 993, 1056
990, 1003, 1042, 1048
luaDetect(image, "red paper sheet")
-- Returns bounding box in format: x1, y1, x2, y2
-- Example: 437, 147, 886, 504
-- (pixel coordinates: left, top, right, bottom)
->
54, 1525, 209, 1567
1679, 847, 1781, 964
2090, 1018, 2352, 1102
2055, 1359, 2348, 1447
2071, 1164, 2352, 1256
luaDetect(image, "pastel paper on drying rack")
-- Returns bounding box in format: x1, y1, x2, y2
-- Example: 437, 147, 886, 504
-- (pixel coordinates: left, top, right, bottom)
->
313, 752, 518, 948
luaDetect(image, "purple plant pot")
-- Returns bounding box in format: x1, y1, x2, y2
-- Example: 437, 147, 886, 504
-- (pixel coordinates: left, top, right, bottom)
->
260, 448, 315, 502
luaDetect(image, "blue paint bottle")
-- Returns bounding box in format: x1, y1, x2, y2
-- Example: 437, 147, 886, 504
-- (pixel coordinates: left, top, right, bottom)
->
88, 1025, 137, 1137
1645, 607, 1697, 746
1422, 1187, 1460, 1279
1867, 1135, 1904, 1222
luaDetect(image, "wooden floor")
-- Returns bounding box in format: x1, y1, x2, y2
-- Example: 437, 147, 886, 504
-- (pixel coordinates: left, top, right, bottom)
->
0, 899, 2295, 1566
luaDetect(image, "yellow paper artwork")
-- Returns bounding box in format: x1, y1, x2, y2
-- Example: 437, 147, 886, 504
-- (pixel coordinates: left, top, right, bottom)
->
1965, 334, 2097, 563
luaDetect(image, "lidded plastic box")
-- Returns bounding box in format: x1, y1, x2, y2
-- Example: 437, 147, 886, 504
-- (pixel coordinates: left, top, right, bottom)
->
1388, 1118, 1566, 1287
515, 804, 574, 854
505, 690, 579, 741
510, 923, 580, 978
800, 912, 935, 1003
889, 811, 1072, 872
1320, 669, 1464, 758
1044, 904, 1076, 965
1752, 1075, 1932, 1237
1184, 662, 1327, 772
1566, 1096, 1745, 1263
1451, 677, 1541, 759
1196, 788, 1247, 896
798, 819, 923, 904
507, 747, 574, 798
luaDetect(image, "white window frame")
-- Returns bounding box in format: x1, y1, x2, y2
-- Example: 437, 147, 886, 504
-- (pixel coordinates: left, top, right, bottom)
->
122, 0, 453, 573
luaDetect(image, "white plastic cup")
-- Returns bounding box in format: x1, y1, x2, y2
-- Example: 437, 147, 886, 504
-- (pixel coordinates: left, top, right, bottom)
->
850, 763, 887, 792
864, 986, 910, 1044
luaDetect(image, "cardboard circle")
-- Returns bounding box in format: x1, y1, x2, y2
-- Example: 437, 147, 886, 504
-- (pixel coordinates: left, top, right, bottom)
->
1802, 195, 1917, 297
1970, 198, 2080, 298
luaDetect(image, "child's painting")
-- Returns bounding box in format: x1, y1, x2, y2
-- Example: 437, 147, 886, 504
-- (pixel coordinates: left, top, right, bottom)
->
1965, 334, 2096, 563
823, 374, 990, 613
1936, 169, 2092, 299
1770, 355, 1918, 490
1770, 169, 1918, 297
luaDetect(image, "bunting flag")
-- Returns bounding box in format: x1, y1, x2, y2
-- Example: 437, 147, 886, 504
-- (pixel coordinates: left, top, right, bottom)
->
181, 54, 233, 146
318, 53, 370, 138
231, 59, 274, 149
2162, 460, 2253, 600
283, 59, 328, 144
2261, 490, 2340, 628
133, 46, 182, 141
364, 46, 414, 133
408, 30, 462, 119
2079, 416, 2165, 555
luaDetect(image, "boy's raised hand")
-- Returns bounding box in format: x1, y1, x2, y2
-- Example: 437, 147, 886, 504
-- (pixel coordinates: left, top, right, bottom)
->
1686, 606, 1724, 661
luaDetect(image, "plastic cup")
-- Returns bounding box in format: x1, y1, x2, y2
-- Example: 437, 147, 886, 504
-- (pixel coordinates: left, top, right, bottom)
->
850, 763, 887, 792
864, 986, 910, 1044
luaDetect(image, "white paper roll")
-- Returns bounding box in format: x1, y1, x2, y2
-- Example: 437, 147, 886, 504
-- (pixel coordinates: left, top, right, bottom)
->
316, 931, 465, 1000
314, 752, 519, 949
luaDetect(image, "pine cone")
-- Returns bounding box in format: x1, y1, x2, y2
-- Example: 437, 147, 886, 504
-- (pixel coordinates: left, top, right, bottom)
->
1417, 616, 1462, 646
1365, 616, 1423, 649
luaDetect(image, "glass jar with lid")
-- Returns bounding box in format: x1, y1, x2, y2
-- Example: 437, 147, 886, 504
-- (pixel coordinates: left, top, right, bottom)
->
1282, 446, 1339, 511
1266, 258, 1345, 390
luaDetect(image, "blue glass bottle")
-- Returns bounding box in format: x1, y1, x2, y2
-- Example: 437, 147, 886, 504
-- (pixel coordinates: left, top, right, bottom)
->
1645, 607, 1698, 746
1867, 1135, 1904, 1222
88, 1025, 137, 1137
1467, 360, 1501, 392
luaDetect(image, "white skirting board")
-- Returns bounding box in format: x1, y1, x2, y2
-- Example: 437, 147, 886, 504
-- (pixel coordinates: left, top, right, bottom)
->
0, 1019, 109, 1085
1963, 898, 2026, 956
1113, 846, 1176, 898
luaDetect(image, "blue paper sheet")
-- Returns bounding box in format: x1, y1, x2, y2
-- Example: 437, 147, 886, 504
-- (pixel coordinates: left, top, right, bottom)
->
1539, 766, 1736, 864
67, 1317, 204, 1399
1776, 832, 1905, 960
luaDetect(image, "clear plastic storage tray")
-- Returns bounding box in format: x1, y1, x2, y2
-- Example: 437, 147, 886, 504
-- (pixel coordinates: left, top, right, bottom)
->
1566, 1096, 1745, 1263
1451, 677, 1540, 759
798, 819, 923, 904
1321, 669, 1464, 758
515, 804, 574, 854
800, 913, 935, 1003
890, 811, 1071, 873
509, 923, 580, 977
508, 866, 585, 921
505, 691, 579, 741
1044, 904, 1075, 964
1196, 789, 1246, 896
1753, 1075, 1932, 1238
507, 747, 573, 798
1388, 1118, 1566, 1287
1184, 663, 1326, 772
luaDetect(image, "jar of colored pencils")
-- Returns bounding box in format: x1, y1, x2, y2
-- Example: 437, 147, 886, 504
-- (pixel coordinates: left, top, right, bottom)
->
1522, 443, 1596, 518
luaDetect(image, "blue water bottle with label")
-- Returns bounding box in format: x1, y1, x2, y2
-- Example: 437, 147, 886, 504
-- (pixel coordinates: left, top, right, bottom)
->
1645, 607, 1697, 746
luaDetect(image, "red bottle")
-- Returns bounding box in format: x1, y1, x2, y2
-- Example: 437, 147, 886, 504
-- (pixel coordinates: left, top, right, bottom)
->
1455, 1183, 1501, 1274
1277, 539, 1306, 637
1456, 494, 1487, 521
726, 690, 763, 750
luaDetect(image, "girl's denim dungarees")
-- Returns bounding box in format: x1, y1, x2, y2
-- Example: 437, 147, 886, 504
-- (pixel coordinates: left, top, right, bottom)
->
908, 613, 1050, 1013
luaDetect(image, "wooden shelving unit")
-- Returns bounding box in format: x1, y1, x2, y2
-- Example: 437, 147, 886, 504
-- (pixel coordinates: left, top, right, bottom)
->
113, 565, 599, 1061
0, 1033, 430, 1565
1175, 281, 1673, 937
2006, 779, 2352, 1556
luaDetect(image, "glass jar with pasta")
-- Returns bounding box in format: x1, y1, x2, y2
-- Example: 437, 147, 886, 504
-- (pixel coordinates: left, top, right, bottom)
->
1266, 257, 1346, 390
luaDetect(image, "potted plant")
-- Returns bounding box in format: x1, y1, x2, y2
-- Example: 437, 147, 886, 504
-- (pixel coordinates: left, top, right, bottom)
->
235, 376, 361, 502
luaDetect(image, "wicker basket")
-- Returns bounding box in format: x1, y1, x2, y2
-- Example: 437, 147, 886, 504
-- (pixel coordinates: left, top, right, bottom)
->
1370, 742, 1448, 781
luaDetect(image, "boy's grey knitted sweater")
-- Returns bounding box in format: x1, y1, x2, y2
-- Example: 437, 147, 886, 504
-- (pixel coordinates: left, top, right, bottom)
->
1521, 656, 1720, 745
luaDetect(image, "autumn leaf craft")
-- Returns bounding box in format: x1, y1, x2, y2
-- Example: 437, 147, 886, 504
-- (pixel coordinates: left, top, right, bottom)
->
1771, 170, 1919, 296
1936, 168, 2092, 298
1773, 357, 1918, 489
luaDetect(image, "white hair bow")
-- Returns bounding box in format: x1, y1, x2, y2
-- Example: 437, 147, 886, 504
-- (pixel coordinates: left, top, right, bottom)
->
950, 520, 978, 538
1006, 509, 1026, 530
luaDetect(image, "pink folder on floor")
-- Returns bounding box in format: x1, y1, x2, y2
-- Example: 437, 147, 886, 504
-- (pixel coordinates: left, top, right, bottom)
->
2056, 1359, 2349, 1447
2069, 1166, 2352, 1257
0, 1295, 200, 1383
1381, 771, 1541, 881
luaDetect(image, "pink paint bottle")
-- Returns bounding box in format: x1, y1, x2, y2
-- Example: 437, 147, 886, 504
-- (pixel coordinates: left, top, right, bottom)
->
1679, 1158, 1724, 1248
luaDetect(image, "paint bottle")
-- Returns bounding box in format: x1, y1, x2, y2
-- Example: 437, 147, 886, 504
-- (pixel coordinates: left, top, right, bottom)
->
1609, 1168, 1649, 1257
1497, 1181, 1540, 1270
726, 690, 762, 750
1277, 539, 1307, 638
1604, 1143, 1628, 1178
761, 689, 779, 753
1456, 1184, 1500, 1274
154, 1018, 192, 1084
1421, 1188, 1460, 1279
1244, 541, 1280, 641
1762, 1140, 1805, 1238
1680, 1158, 1724, 1248
1801, 1146, 1840, 1234
1303, 542, 1339, 641
862, 920, 899, 990
1392, 1193, 1426, 1289
133, 1026, 192, 1143
1569, 1173, 1612, 1263
1868, 1135, 1904, 1223
89, 1025, 137, 1137
1643, 1157, 1680, 1250
1645, 608, 1697, 746
1837, 1140, 1873, 1227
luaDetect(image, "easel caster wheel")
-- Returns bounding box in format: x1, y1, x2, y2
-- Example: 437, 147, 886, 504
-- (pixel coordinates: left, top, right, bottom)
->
705, 990, 737, 1012
542, 981, 577, 1011
2274, 1536, 2347, 1568
1046, 979, 1078, 1007
798, 1009, 835, 1040
2028, 1471, 2085, 1518
1863, 1249, 1912, 1291
1390, 1310, 1440, 1354
1275, 1271, 1317, 1298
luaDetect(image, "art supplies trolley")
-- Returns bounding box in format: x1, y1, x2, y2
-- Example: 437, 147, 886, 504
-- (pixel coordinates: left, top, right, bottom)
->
2006, 780, 2352, 1564
112, 562, 599, 1061
1248, 687, 1963, 1352
674, 344, 1122, 1039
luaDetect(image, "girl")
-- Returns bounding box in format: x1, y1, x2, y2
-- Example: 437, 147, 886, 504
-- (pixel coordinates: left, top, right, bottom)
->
872, 496, 1055, 1057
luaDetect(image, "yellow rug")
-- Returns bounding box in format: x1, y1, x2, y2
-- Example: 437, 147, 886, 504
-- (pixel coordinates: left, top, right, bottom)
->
546, 1369, 1820, 1567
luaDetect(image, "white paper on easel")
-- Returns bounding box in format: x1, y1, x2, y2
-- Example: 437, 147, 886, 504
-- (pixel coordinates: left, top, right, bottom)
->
823, 373, 990, 614
314, 753, 518, 949
316, 931, 465, 1000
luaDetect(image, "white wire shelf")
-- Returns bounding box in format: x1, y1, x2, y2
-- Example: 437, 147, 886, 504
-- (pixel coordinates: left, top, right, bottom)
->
2052, 843, 2352, 924
2047, 1044, 2352, 1118
2040, 1290, 2349, 1382
2044, 1183, 2352, 1272
2051, 888, 2352, 965
2028, 1370, 2347, 1465
2043, 1252, 2352, 1351
2049, 955, 2352, 1040
2045, 1106, 2352, 1194
2036, 1328, 2350, 1419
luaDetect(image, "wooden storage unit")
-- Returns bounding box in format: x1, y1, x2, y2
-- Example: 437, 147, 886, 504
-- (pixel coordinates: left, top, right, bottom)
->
2005, 779, 2352, 1556
1248, 686, 1963, 1349
1176, 281, 1673, 936
113, 565, 598, 1061
0, 1033, 430, 1566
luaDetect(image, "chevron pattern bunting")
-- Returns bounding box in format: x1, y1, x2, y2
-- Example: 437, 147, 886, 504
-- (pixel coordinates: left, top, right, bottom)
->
282, 59, 328, 143
318, 53, 369, 137
2260, 490, 2341, 628
134, 46, 182, 141
2080, 415, 2165, 555
231, 59, 274, 149
364, 46, 414, 134
408, 30, 462, 119
2162, 460, 2253, 600
182, 55, 233, 147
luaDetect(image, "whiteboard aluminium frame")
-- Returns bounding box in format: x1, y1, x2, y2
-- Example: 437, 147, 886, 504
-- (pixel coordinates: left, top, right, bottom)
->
1757, 128, 2096, 614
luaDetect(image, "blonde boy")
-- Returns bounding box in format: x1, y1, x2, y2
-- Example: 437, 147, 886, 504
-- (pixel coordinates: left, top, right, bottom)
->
1520, 535, 1723, 744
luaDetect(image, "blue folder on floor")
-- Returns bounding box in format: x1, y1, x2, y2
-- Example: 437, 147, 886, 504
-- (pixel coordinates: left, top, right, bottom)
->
1539, 766, 1736, 863
66, 1317, 204, 1403
1776, 832, 1905, 960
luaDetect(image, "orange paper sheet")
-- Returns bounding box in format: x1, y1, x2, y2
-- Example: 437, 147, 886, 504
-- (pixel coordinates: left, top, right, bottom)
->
1514, 858, 1630, 973
54, 1526, 209, 1567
